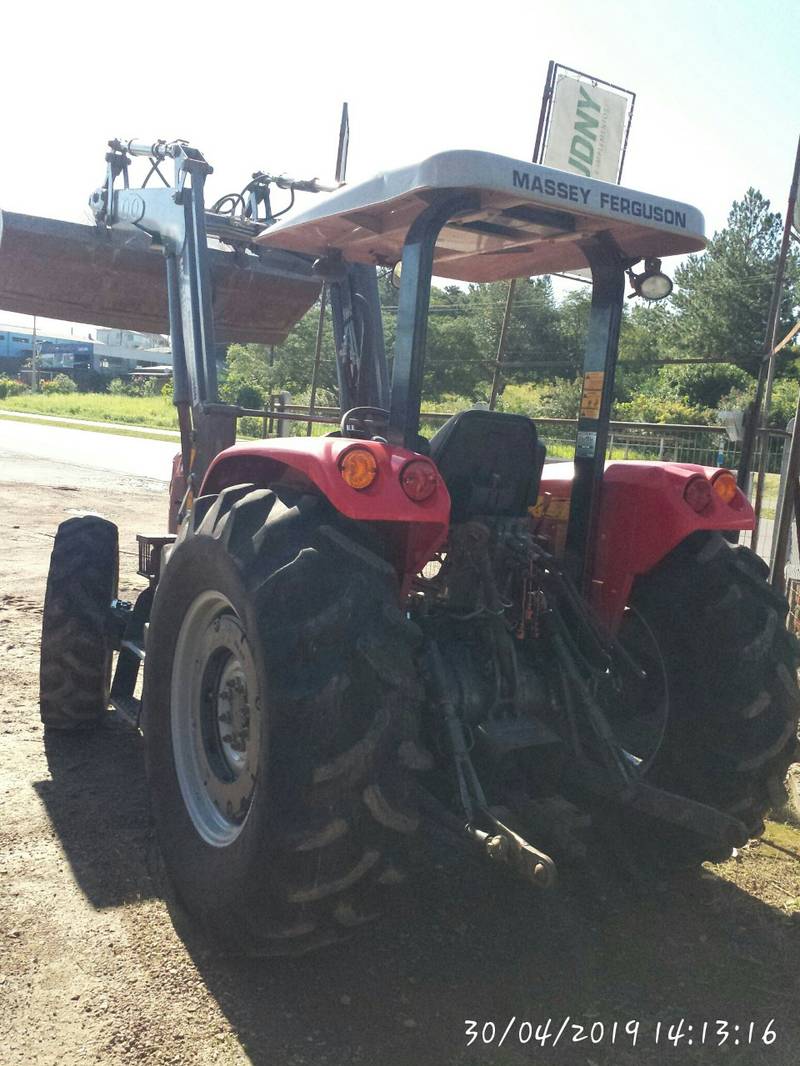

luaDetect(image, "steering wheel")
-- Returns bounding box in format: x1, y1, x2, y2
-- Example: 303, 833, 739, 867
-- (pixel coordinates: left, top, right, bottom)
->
340, 407, 390, 439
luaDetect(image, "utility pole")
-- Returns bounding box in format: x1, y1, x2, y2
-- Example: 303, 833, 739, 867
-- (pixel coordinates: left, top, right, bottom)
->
31, 315, 38, 392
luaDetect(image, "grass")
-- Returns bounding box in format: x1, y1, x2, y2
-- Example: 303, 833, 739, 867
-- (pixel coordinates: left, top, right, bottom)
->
751, 471, 780, 521
0, 391, 178, 429
0, 410, 180, 443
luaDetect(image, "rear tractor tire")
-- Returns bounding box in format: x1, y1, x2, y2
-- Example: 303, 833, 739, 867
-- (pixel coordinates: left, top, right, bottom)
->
624, 531, 800, 865
143, 485, 424, 955
40, 516, 119, 730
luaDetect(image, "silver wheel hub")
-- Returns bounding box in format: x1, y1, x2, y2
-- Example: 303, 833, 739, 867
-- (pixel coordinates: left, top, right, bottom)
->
171, 591, 262, 847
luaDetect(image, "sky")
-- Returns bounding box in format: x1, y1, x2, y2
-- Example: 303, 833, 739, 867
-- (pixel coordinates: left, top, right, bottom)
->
0, 0, 797, 338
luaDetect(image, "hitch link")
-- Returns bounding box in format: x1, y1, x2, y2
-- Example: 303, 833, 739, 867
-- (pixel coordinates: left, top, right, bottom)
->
428, 641, 557, 889
470, 815, 557, 888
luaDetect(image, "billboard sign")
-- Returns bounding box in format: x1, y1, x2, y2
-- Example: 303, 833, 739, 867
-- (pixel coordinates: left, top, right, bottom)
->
543, 74, 629, 183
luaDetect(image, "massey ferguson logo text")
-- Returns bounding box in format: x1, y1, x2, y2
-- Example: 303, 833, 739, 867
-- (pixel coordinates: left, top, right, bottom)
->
512, 169, 688, 229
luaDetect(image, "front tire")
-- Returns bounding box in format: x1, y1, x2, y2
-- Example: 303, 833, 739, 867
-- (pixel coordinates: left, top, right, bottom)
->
624, 531, 800, 865
40, 516, 118, 730
143, 485, 423, 955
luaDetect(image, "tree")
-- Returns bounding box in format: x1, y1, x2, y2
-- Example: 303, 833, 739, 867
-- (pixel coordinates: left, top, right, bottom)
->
671, 188, 800, 369
468, 278, 566, 387
656, 362, 753, 409
221, 297, 339, 407
557, 288, 592, 377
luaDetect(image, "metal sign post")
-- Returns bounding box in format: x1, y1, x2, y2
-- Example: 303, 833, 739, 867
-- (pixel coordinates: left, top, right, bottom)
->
489, 62, 635, 409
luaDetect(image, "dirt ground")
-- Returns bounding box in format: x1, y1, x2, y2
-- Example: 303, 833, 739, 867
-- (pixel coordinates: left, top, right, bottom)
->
2, 461, 800, 1066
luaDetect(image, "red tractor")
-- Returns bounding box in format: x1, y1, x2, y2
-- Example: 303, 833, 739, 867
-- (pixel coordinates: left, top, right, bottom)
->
21, 139, 798, 955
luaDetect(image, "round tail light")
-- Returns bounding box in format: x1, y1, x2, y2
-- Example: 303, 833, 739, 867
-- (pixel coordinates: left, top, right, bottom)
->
339, 447, 378, 490
684, 476, 713, 513
712, 471, 738, 504
400, 459, 438, 502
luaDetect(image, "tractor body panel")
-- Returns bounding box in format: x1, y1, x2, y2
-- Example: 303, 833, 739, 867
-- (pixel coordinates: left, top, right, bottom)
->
538, 460, 754, 628
202, 437, 450, 575
201, 441, 754, 627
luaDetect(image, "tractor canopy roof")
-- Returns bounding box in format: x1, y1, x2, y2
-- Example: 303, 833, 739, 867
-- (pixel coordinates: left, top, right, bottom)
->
257, 150, 706, 283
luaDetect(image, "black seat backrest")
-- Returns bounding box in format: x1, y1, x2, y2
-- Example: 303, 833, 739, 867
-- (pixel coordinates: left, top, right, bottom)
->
428, 409, 546, 523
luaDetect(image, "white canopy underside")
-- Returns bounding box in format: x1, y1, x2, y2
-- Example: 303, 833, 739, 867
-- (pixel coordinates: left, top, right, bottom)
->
257, 151, 706, 283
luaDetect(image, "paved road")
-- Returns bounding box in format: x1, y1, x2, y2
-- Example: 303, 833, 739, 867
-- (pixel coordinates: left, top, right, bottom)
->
0, 408, 180, 437
0, 418, 177, 488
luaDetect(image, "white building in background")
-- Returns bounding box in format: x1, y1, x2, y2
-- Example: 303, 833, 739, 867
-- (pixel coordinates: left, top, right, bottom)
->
0, 320, 172, 376
93, 328, 172, 373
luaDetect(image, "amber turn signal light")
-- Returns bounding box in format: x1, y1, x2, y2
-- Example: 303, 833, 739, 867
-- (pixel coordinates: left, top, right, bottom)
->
339, 447, 378, 490
684, 476, 712, 513
400, 459, 438, 502
712, 471, 738, 504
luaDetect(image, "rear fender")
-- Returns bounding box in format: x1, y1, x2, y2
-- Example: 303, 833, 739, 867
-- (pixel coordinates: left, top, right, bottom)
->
538, 460, 754, 630
200, 437, 450, 578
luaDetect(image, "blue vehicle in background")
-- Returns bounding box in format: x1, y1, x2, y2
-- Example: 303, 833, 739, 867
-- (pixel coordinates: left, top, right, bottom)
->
0, 325, 94, 368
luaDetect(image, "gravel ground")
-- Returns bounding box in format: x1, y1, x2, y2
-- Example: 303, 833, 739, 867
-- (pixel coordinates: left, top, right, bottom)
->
2, 454, 799, 1066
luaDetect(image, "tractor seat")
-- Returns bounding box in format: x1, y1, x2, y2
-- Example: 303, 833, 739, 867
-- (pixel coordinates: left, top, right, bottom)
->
428, 409, 545, 523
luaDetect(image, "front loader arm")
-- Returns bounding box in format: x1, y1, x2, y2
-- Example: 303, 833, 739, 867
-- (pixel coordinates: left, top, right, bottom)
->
90, 140, 233, 486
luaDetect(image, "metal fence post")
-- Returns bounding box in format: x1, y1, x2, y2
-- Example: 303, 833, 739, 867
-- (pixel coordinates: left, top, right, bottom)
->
277, 391, 292, 438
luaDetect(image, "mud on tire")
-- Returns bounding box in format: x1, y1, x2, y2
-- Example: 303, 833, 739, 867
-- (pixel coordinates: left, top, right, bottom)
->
143, 485, 423, 955
629, 530, 800, 865
40, 516, 119, 730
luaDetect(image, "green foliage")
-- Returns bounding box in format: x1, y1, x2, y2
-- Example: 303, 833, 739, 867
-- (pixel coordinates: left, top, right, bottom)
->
213, 186, 796, 432
613, 394, 712, 425
496, 378, 582, 419
108, 376, 130, 395
765, 378, 799, 427
41, 373, 77, 395
656, 362, 754, 409
0, 375, 27, 399
719, 376, 798, 429
671, 189, 800, 368
106, 374, 170, 398
425, 313, 487, 397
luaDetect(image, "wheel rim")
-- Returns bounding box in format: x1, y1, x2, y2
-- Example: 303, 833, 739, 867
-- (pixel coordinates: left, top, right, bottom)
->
171, 590, 262, 847
603, 605, 670, 775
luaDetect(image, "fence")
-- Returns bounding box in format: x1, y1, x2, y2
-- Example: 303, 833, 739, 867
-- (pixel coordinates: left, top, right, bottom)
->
261, 395, 788, 472
254, 395, 800, 628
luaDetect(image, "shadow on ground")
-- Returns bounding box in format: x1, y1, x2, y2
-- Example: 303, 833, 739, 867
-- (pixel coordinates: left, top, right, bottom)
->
36, 720, 157, 909
38, 724, 800, 1066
